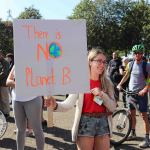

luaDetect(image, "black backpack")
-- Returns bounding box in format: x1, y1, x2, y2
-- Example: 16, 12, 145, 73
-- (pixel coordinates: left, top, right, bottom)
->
129, 61, 148, 79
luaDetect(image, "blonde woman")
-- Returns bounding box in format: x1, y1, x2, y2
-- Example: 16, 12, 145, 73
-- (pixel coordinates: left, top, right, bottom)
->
45, 48, 116, 150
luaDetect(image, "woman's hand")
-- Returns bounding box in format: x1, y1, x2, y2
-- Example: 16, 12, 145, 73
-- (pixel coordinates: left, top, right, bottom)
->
91, 88, 104, 98
117, 84, 122, 91
44, 96, 57, 110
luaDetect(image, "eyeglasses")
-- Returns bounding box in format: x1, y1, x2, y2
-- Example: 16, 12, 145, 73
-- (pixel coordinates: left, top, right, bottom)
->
92, 59, 107, 65
134, 52, 143, 55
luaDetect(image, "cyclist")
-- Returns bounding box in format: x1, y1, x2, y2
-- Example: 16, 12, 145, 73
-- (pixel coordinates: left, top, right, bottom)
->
117, 44, 150, 148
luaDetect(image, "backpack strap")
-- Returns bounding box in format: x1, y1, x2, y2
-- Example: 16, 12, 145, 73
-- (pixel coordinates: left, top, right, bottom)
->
129, 60, 148, 79
129, 61, 134, 75
142, 61, 148, 79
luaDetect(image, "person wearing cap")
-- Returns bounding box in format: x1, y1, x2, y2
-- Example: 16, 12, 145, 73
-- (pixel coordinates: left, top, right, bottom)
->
117, 44, 150, 148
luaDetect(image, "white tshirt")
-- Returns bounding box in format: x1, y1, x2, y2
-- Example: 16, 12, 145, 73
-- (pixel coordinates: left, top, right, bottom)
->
11, 69, 36, 102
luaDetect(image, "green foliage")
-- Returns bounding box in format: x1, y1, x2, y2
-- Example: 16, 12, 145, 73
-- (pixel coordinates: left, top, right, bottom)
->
0, 6, 42, 55
18, 6, 42, 19
94, 0, 120, 52
69, 0, 150, 56
0, 21, 13, 55
0, 1, 150, 57
120, 0, 150, 48
69, 0, 96, 48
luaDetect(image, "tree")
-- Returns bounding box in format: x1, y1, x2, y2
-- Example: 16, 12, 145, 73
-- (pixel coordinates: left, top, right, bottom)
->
68, 0, 150, 56
0, 21, 13, 54
94, 0, 120, 52
0, 6, 43, 55
120, 0, 150, 53
18, 6, 42, 19
68, 0, 125, 54
68, 0, 96, 48
141, 1, 150, 55
112, 0, 135, 55
69, 0, 121, 54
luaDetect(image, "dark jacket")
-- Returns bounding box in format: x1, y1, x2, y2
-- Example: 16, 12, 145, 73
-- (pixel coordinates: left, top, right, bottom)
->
0, 58, 10, 86
108, 58, 122, 84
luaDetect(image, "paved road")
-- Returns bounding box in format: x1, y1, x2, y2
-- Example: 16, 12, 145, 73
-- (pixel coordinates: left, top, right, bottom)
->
0, 96, 149, 150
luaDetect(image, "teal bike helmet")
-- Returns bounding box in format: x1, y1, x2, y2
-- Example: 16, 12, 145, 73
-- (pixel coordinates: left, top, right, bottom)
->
132, 44, 145, 53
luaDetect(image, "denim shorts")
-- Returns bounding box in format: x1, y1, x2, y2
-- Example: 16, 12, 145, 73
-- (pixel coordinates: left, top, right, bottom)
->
127, 94, 148, 112
78, 115, 110, 137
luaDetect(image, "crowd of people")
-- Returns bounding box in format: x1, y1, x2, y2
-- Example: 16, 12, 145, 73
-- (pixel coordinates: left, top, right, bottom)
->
0, 44, 150, 150
107, 44, 150, 148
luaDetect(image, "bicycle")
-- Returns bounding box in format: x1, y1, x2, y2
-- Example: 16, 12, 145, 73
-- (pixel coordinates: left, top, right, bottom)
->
110, 89, 146, 145
0, 110, 8, 138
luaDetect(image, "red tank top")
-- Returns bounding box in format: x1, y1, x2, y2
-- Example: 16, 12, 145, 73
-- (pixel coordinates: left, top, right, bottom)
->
82, 79, 106, 113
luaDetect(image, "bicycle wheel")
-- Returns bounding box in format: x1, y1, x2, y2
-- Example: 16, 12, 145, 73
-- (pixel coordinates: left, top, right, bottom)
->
110, 109, 132, 145
0, 111, 7, 138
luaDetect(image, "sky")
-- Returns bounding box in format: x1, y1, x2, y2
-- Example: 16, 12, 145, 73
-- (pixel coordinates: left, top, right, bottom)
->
0, 0, 81, 21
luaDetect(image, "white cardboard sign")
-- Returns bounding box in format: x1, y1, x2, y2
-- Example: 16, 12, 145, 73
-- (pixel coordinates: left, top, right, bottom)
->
13, 19, 90, 100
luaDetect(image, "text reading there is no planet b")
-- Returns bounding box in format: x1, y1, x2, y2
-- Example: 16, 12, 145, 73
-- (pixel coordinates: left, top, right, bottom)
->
13, 19, 90, 100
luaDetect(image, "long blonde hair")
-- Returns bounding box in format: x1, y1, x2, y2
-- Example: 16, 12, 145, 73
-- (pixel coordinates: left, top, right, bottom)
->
88, 48, 114, 95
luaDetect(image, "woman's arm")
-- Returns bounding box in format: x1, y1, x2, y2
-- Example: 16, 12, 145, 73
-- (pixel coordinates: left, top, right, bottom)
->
117, 64, 130, 88
56, 94, 79, 111
119, 66, 126, 76
6, 65, 15, 88
100, 90, 116, 112
45, 94, 79, 112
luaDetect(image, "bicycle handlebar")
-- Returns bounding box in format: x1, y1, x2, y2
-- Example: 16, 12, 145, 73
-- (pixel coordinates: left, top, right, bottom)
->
121, 88, 139, 96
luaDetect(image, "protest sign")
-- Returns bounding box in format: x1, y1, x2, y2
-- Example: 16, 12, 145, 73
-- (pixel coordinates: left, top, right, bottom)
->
13, 19, 90, 100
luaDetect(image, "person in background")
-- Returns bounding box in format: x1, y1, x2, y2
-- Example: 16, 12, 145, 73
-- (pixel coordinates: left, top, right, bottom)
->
6, 53, 14, 104
0, 50, 10, 118
117, 44, 150, 148
119, 57, 129, 108
6, 53, 14, 72
6, 66, 44, 150
107, 51, 122, 102
45, 48, 116, 150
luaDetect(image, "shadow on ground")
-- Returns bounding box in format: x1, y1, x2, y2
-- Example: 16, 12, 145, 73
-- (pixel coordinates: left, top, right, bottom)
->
0, 138, 16, 149
45, 126, 76, 150
112, 136, 144, 150
7, 116, 15, 123
45, 137, 76, 150
45, 126, 72, 142
0, 138, 36, 150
